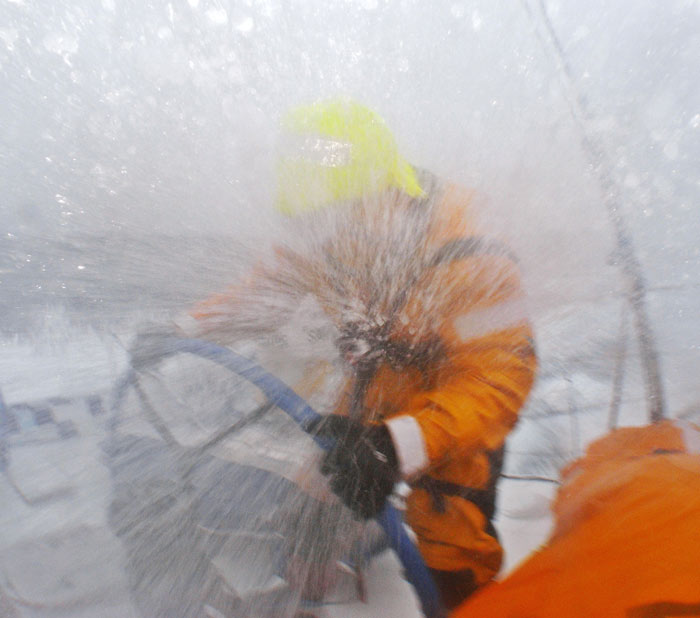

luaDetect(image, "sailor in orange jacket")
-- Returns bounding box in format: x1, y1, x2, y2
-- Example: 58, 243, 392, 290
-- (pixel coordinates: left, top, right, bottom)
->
452, 419, 700, 618
175, 99, 537, 610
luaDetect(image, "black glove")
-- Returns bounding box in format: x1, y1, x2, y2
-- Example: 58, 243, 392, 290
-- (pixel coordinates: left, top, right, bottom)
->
129, 324, 178, 371
311, 415, 399, 520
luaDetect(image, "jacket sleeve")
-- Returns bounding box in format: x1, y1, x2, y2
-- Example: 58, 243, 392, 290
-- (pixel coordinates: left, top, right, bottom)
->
386, 186, 537, 476
173, 246, 313, 341
387, 255, 536, 475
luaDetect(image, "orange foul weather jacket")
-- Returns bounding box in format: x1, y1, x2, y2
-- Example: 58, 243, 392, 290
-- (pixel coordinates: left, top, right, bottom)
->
182, 172, 537, 584
453, 419, 700, 618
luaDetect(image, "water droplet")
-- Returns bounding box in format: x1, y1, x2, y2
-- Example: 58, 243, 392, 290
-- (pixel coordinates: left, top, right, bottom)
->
0, 28, 18, 51
663, 142, 678, 161
689, 114, 700, 129
623, 173, 639, 188
77, 265, 86, 270
397, 57, 410, 73
227, 65, 244, 84
472, 10, 482, 31
43, 32, 79, 56
205, 8, 228, 25
450, 4, 466, 18
234, 16, 255, 34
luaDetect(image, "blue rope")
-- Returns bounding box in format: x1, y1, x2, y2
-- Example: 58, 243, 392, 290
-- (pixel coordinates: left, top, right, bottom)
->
152, 337, 445, 617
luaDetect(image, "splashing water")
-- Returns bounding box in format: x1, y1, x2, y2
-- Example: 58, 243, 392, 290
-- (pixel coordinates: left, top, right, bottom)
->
1, 0, 699, 616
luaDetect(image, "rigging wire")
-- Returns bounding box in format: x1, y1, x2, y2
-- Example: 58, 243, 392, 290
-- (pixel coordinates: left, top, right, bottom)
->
608, 301, 629, 430
520, 0, 667, 423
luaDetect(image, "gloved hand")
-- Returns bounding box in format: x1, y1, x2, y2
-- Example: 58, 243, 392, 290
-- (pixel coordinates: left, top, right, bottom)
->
311, 415, 399, 520
129, 323, 178, 371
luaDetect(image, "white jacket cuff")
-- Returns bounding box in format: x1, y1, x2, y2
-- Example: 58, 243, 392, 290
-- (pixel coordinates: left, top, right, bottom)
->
385, 415, 429, 479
